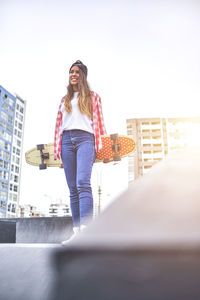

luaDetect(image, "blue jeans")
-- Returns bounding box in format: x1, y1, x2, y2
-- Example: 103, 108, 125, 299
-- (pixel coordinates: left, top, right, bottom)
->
61, 130, 96, 227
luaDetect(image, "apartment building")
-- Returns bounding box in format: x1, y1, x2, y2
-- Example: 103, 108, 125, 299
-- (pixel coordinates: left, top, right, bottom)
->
127, 117, 200, 181
18, 204, 46, 218
49, 202, 70, 217
0, 85, 26, 217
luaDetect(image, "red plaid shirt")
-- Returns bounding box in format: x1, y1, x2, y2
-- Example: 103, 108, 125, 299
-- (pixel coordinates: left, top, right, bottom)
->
54, 91, 107, 160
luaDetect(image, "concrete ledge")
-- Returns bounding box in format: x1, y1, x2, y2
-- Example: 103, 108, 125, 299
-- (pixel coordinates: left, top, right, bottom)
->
0, 216, 73, 244
0, 219, 16, 243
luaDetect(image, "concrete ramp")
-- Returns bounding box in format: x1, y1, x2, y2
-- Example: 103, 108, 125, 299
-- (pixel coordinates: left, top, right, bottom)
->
51, 148, 200, 300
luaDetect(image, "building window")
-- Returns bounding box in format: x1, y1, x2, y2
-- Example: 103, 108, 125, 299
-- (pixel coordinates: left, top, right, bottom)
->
152, 136, 161, 140
0, 129, 12, 142
0, 159, 4, 168
6, 96, 15, 108
3, 161, 8, 169
6, 124, 13, 133
14, 185, 18, 192
144, 165, 152, 169
11, 204, 16, 213
4, 142, 10, 151
0, 191, 7, 200
0, 170, 8, 180
8, 115, 13, 124
3, 151, 10, 160
151, 121, 160, 125
14, 175, 18, 183
17, 140, 21, 147
15, 166, 19, 173
13, 194, 17, 202
2, 101, 14, 115
7, 203, 11, 212
0, 201, 6, 210
0, 181, 8, 189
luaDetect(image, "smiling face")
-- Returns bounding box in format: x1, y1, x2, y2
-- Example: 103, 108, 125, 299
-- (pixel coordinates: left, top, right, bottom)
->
69, 66, 80, 91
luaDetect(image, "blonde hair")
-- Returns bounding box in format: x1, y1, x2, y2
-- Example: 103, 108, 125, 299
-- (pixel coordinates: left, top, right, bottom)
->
64, 68, 92, 119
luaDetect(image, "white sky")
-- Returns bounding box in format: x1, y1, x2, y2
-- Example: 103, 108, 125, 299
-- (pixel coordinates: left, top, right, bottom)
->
0, 0, 200, 213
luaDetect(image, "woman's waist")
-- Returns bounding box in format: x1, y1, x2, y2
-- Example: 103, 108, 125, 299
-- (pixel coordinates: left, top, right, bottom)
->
62, 129, 94, 140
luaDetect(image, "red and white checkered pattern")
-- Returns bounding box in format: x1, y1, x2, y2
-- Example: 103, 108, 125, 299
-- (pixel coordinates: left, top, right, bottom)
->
54, 91, 107, 160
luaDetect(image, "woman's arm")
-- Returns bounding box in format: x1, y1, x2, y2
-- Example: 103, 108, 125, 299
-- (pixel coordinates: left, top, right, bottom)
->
54, 98, 64, 160
96, 95, 107, 135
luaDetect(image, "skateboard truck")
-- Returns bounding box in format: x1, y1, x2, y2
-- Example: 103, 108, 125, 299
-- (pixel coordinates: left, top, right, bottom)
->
110, 134, 121, 161
37, 144, 49, 170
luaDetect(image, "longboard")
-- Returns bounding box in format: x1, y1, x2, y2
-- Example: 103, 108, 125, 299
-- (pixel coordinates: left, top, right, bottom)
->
25, 134, 136, 169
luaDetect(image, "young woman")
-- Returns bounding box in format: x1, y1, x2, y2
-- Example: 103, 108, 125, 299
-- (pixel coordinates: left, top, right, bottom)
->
54, 60, 107, 241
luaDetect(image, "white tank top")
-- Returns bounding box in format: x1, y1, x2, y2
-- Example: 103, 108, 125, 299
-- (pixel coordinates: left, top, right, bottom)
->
61, 92, 94, 134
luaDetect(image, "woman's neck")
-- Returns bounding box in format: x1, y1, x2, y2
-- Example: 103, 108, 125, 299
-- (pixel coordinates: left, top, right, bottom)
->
73, 86, 79, 92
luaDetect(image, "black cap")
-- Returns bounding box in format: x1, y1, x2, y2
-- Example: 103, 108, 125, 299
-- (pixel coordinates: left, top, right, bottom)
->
69, 60, 88, 77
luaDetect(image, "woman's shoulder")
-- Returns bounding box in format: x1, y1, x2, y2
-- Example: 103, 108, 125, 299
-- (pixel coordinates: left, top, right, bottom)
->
90, 91, 101, 100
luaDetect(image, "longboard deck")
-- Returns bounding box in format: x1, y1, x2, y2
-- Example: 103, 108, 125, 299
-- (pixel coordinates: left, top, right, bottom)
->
25, 135, 136, 168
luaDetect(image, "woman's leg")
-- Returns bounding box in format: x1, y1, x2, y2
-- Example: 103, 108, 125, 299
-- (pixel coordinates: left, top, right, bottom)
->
76, 134, 96, 226
61, 132, 80, 227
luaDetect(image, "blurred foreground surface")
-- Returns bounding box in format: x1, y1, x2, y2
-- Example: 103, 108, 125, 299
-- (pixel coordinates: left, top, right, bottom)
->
1, 148, 200, 300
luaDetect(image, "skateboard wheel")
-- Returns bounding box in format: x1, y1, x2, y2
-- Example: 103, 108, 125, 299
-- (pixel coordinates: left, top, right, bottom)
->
37, 144, 44, 151
39, 163, 47, 170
